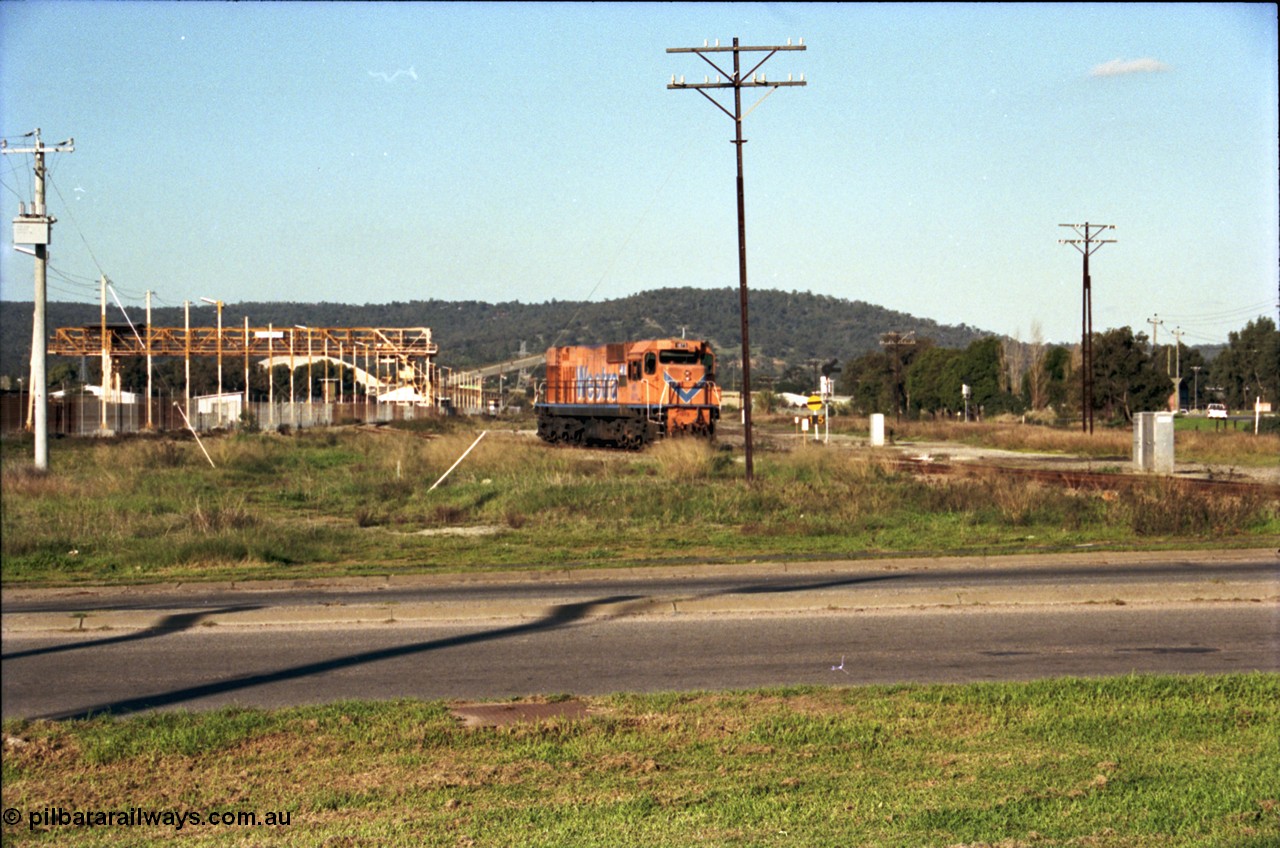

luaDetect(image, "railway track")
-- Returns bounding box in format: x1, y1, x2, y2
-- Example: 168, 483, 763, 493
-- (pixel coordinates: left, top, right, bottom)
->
561, 425, 1277, 497
894, 458, 1279, 498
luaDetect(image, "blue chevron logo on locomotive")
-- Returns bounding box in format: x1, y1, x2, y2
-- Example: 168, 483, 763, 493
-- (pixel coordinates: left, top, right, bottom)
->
664, 373, 708, 403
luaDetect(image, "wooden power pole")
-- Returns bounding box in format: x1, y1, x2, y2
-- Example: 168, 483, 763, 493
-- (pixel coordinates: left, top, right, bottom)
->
667, 38, 806, 483
1059, 222, 1115, 434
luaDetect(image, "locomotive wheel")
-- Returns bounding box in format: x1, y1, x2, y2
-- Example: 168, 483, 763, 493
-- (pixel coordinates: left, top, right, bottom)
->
621, 420, 645, 450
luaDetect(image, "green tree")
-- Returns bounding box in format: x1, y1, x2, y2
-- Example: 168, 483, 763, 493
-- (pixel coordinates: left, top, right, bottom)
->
774, 363, 814, 395
46, 362, 81, 391
1090, 327, 1169, 422
905, 346, 962, 418
1040, 345, 1075, 414
753, 388, 780, 415
958, 336, 1023, 416
1209, 317, 1279, 409
907, 337, 1023, 419
837, 351, 887, 414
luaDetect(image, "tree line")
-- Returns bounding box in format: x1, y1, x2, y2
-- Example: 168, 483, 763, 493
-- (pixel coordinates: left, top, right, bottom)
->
828, 317, 1277, 424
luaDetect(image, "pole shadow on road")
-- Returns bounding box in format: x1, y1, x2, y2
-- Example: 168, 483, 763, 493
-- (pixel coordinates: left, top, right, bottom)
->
26, 573, 909, 721
1, 606, 265, 661
37, 595, 645, 720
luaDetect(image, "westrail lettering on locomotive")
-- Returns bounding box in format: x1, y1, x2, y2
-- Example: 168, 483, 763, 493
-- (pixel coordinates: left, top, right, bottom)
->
574, 365, 620, 403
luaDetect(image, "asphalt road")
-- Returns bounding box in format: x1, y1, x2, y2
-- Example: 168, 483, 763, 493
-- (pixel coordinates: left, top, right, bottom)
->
2, 549, 1277, 720
3, 605, 1277, 721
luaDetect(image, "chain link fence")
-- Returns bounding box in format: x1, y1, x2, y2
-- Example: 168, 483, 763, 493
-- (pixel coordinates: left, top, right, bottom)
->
0, 392, 440, 438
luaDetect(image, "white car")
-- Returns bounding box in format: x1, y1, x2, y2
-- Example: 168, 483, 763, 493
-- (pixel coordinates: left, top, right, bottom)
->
1206, 403, 1228, 419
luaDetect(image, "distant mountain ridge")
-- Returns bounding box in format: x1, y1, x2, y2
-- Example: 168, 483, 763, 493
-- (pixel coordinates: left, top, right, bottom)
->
0, 288, 991, 377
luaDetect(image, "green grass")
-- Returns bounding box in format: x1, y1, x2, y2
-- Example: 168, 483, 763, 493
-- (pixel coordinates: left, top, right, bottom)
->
2, 674, 1276, 846
3, 425, 1277, 586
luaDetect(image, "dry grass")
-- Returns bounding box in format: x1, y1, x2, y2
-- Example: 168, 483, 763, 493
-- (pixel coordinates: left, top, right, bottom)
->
820, 415, 1280, 467
1177, 428, 1280, 466
0, 463, 88, 499
646, 438, 722, 480
3, 424, 1276, 586
891, 419, 1132, 457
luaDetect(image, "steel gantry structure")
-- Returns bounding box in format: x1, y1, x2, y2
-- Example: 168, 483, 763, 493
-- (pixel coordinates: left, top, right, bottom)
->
51, 325, 436, 360
49, 324, 441, 406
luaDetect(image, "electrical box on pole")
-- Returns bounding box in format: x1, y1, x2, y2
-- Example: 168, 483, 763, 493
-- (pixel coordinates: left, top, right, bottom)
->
13, 217, 51, 245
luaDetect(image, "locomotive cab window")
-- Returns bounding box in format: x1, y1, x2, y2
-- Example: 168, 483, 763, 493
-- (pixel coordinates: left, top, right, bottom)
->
644, 353, 656, 375
703, 352, 716, 379
627, 360, 641, 381
658, 350, 699, 365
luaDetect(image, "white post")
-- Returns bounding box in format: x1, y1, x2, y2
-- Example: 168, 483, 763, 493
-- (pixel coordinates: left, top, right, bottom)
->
870, 413, 886, 447
267, 323, 275, 429
5, 129, 73, 469
145, 290, 153, 429
243, 315, 250, 427
184, 300, 191, 420
100, 274, 109, 432
216, 301, 223, 426
289, 328, 296, 428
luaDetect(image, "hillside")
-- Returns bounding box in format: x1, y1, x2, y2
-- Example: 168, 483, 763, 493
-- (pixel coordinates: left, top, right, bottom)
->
0, 288, 989, 379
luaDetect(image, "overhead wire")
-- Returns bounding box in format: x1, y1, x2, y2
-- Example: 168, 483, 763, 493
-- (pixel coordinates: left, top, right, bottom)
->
0, 166, 29, 203
46, 262, 101, 290
46, 170, 108, 280
47, 281, 97, 300
1141, 296, 1279, 347
1158, 299, 1277, 323
105, 279, 216, 466
547, 137, 699, 351
0, 143, 33, 202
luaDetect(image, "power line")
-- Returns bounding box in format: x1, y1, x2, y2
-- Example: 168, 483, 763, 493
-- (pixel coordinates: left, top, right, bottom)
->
45, 170, 107, 279
1157, 300, 1277, 323
546, 142, 697, 352
46, 262, 101, 287
0, 141, 34, 200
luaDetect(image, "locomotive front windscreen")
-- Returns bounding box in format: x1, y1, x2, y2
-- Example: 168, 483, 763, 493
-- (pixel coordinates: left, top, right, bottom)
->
658, 350, 700, 365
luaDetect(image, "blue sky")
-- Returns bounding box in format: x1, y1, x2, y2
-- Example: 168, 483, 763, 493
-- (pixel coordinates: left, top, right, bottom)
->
2, 2, 1276, 346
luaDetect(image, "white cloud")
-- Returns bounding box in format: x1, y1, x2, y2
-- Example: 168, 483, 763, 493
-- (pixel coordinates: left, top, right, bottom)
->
1090, 57, 1172, 77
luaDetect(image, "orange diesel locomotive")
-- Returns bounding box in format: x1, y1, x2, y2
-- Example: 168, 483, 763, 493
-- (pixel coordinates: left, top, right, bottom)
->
536, 339, 721, 449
